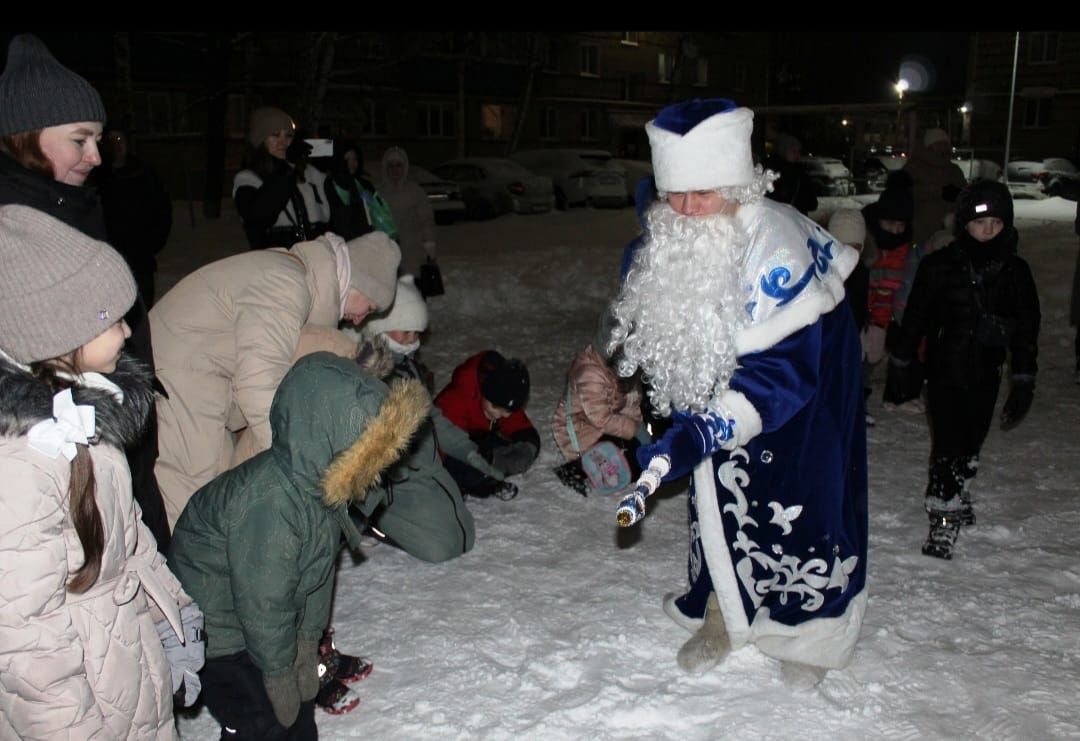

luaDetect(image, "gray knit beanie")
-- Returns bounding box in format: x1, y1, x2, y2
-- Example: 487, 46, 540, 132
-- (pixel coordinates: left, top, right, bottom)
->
0, 205, 135, 364
248, 106, 295, 148
346, 232, 402, 311
0, 34, 107, 136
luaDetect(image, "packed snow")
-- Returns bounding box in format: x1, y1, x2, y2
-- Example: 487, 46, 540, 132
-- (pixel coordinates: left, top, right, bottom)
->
166, 195, 1080, 740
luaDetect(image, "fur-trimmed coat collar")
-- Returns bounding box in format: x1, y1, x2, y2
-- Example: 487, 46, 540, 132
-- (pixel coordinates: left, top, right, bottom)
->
266, 352, 429, 507
0, 353, 154, 448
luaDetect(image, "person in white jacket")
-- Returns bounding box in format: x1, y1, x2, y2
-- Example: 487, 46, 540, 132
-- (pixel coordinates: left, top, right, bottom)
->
0, 205, 202, 740
380, 146, 437, 280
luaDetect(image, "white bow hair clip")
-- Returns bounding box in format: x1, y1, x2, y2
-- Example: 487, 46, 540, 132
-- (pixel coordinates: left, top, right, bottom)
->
27, 388, 97, 461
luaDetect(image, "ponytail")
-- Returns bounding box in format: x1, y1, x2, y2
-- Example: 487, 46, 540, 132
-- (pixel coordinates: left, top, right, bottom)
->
30, 358, 105, 593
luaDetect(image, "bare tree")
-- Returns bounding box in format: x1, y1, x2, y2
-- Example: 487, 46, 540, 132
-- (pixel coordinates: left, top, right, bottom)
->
297, 32, 338, 133
505, 33, 544, 156
112, 33, 136, 134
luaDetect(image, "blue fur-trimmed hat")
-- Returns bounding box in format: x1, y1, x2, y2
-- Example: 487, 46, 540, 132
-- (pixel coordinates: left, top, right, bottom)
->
646, 99, 755, 192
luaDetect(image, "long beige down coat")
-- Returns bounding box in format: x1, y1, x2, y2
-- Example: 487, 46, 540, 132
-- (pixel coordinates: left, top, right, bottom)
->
0, 355, 190, 740
551, 343, 642, 461
150, 238, 343, 526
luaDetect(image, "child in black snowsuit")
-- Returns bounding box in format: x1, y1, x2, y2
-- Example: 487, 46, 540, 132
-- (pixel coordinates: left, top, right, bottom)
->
887, 181, 1041, 559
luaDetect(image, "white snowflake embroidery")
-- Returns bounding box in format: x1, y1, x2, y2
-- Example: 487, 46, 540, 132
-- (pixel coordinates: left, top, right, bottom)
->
718, 448, 858, 613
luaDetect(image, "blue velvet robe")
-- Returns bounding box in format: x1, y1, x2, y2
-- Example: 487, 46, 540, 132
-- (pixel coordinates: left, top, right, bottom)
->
678, 199, 868, 669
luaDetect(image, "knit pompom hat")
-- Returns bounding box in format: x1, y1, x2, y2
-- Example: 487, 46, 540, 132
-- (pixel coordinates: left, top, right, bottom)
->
827, 209, 866, 247
247, 106, 295, 148
366, 275, 428, 335
0, 34, 107, 136
0, 205, 135, 364
345, 231, 402, 311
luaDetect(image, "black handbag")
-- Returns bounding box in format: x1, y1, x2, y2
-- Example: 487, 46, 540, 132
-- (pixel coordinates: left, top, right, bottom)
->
417, 258, 445, 297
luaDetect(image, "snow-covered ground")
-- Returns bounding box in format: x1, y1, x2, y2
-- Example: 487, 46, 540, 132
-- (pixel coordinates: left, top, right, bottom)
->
166, 196, 1080, 740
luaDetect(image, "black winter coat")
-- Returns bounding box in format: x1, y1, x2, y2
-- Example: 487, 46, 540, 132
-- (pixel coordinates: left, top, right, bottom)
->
764, 154, 818, 216
894, 227, 1040, 389
0, 151, 171, 550
0, 152, 107, 239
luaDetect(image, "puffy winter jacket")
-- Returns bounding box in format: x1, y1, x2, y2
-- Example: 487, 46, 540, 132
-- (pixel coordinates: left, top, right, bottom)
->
435, 351, 540, 449
150, 236, 344, 526
0, 354, 190, 740
903, 147, 968, 248
893, 228, 1040, 388
552, 343, 642, 461
379, 148, 435, 277
167, 353, 427, 675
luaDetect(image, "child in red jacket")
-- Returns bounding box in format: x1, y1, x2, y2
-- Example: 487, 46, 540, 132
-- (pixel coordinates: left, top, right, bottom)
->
435, 350, 539, 499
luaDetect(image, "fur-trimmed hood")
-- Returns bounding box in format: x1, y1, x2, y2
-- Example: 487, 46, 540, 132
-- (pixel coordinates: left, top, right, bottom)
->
0, 352, 155, 448
266, 351, 429, 507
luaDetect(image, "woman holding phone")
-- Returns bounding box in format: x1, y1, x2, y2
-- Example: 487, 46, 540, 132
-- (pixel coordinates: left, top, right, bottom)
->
233, 107, 331, 249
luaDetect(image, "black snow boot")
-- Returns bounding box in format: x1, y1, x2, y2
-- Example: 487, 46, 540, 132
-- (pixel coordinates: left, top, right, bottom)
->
922, 513, 961, 559
958, 502, 976, 527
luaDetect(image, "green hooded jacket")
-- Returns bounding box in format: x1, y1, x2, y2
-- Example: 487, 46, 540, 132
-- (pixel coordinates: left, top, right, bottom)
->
167, 352, 428, 676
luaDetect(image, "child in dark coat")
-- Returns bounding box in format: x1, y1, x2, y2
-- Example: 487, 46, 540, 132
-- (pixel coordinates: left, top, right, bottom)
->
888, 181, 1040, 559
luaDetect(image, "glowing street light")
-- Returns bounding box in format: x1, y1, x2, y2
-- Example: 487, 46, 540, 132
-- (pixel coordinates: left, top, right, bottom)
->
894, 79, 910, 146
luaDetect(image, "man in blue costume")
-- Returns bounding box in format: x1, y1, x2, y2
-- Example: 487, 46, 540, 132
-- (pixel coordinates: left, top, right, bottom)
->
608, 99, 868, 688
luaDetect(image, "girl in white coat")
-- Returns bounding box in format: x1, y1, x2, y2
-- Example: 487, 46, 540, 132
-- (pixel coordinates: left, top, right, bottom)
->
0, 205, 202, 739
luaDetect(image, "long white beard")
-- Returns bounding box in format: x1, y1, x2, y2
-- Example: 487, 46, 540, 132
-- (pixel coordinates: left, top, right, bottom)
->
608, 201, 747, 415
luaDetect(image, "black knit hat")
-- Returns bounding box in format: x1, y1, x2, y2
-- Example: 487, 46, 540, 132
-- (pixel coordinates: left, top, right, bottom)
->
956, 180, 1014, 231
874, 173, 914, 223
478, 351, 530, 411
0, 34, 107, 136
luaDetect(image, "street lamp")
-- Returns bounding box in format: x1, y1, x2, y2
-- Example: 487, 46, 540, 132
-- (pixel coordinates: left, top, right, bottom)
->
894, 79, 909, 148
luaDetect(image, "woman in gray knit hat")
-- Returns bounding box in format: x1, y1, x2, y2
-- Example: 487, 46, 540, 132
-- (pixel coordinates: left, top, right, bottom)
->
0, 32, 174, 554
0, 204, 203, 739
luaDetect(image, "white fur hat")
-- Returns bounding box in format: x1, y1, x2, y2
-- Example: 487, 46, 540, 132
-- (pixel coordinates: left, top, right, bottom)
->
366, 275, 428, 335
646, 99, 755, 192
827, 209, 866, 247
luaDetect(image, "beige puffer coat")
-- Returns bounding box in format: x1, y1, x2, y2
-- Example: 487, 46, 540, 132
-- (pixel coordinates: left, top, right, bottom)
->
903, 147, 968, 248
0, 355, 189, 740
150, 237, 343, 526
552, 343, 643, 461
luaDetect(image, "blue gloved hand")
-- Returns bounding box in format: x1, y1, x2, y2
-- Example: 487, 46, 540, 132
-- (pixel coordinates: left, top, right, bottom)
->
635, 409, 735, 481
156, 601, 206, 708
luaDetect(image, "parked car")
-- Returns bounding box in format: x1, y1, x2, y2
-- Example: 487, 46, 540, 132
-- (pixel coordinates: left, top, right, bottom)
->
409, 165, 468, 224
951, 151, 1002, 184
511, 148, 627, 209
432, 157, 554, 219
855, 154, 908, 193
366, 161, 467, 225
611, 159, 654, 206
798, 156, 856, 197
1006, 158, 1080, 199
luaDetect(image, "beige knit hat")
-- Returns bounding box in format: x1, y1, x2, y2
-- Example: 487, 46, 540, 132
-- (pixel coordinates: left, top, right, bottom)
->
0, 205, 136, 364
827, 209, 866, 247
346, 232, 402, 311
248, 106, 295, 148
